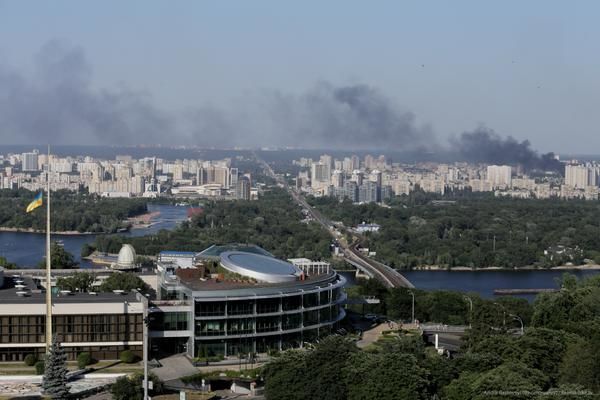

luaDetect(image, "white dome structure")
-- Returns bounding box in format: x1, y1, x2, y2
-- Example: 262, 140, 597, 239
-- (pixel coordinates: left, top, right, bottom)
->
115, 244, 137, 270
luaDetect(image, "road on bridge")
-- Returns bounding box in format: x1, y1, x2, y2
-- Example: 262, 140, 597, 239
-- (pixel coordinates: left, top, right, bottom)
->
256, 154, 413, 289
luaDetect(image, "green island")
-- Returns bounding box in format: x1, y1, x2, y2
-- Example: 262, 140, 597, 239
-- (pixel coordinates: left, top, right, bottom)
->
308, 191, 600, 269
89, 188, 332, 260
0, 189, 147, 233
263, 273, 600, 399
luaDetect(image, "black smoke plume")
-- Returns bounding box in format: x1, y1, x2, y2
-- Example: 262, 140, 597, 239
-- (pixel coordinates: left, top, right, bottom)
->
0, 40, 173, 145
450, 127, 562, 172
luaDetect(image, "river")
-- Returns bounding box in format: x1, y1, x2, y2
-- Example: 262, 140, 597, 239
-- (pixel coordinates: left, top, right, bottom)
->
0, 204, 189, 268
340, 268, 600, 300
3, 205, 599, 299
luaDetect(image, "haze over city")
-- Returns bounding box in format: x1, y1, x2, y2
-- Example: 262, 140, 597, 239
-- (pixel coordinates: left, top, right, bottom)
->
1, 1, 599, 155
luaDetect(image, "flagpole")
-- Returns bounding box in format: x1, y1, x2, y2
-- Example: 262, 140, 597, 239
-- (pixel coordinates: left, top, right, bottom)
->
45, 144, 52, 352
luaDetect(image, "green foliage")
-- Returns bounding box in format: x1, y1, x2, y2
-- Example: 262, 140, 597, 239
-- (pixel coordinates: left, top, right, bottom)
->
111, 372, 162, 399
0, 256, 17, 269
56, 271, 96, 292
35, 360, 45, 375
0, 188, 147, 233
345, 352, 429, 400
119, 350, 138, 364
444, 362, 549, 400
38, 241, 77, 269
110, 376, 141, 400
77, 352, 93, 369
263, 275, 600, 398
41, 336, 70, 399
23, 354, 37, 366
263, 336, 357, 400
92, 188, 332, 259
559, 334, 600, 392
99, 272, 148, 293
308, 194, 600, 269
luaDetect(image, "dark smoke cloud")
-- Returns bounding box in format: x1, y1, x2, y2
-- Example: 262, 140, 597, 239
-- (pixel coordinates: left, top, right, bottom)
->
0, 40, 173, 145
450, 126, 562, 171
186, 82, 435, 150
1, 41, 559, 173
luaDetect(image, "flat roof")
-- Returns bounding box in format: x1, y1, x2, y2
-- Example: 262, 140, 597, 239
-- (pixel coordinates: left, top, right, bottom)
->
0, 275, 142, 304
198, 244, 273, 258
220, 251, 301, 283
159, 251, 198, 256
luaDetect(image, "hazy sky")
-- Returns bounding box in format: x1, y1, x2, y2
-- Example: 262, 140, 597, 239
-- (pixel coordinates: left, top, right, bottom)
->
0, 1, 598, 153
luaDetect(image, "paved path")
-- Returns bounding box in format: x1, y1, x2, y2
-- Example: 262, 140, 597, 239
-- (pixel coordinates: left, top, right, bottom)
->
153, 354, 199, 382
356, 322, 400, 348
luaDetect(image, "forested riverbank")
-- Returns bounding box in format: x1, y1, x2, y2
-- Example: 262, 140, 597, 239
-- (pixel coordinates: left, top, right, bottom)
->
308, 191, 600, 270
0, 189, 147, 233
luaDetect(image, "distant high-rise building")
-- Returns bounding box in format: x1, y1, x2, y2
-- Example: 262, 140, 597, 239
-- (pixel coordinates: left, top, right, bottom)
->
311, 162, 329, 189
236, 177, 251, 200
364, 154, 375, 169
565, 164, 591, 189
487, 165, 512, 189
351, 155, 360, 170
173, 164, 184, 180
230, 168, 239, 188
343, 181, 358, 203
21, 152, 39, 172
320, 154, 333, 178
358, 181, 378, 203
331, 170, 344, 188
351, 170, 364, 186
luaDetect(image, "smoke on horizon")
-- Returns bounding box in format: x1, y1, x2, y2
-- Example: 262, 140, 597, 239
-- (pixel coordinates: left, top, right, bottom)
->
450, 127, 562, 171
0, 41, 561, 171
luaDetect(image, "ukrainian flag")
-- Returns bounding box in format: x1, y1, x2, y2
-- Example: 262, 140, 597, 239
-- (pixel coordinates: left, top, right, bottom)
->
26, 192, 43, 213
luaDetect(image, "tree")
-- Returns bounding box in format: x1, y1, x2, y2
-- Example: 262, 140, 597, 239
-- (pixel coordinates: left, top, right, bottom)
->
39, 241, 77, 269
77, 352, 93, 369
263, 350, 308, 400
111, 376, 141, 400
42, 336, 70, 399
110, 372, 163, 400
345, 352, 429, 400
559, 334, 600, 392
99, 272, 149, 293
444, 362, 548, 400
56, 271, 96, 292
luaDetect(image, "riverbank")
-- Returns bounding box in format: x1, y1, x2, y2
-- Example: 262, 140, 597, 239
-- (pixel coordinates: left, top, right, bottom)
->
403, 264, 600, 271
0, 227, 97, 235
127, 210, 161, 229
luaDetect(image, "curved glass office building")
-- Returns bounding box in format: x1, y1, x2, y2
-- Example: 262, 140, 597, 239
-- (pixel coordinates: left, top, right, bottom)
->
153, 247, 346, 358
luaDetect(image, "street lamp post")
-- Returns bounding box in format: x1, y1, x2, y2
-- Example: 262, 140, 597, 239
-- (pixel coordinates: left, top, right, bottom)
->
511, 314, 524, 334
463, 296, 473, 328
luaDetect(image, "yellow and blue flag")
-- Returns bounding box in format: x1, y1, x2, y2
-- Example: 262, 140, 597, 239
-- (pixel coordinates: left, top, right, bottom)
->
26, 192, 43, 213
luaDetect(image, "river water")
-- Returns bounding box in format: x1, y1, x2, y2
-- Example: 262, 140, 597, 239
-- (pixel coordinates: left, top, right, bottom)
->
0, 204, 189, 268
340, 268, 600, 300
2, 205, 599, 299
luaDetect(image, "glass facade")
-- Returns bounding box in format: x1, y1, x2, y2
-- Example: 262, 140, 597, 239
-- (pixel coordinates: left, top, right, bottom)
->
0, 314, 143, 345
0, 314, 143, 361
191, 275, 346, 357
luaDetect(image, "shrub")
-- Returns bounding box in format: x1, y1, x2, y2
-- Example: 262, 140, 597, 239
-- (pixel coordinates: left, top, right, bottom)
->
110, 376, 140, 400
119, 350, 137, 364
35, 360, 45, 375
24, 354, 37, 366
77, 352, 93, 369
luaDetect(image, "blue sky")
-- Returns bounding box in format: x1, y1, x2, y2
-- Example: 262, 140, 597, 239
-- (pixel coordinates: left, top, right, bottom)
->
0, 1, 598, 152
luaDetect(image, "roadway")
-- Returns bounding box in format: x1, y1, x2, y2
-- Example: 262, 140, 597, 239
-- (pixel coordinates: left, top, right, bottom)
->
256, 155, 414, 289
